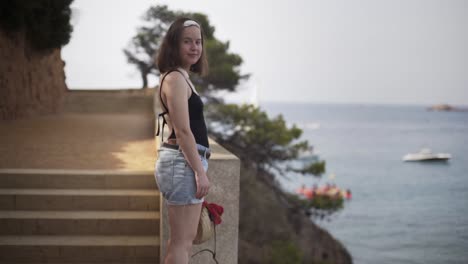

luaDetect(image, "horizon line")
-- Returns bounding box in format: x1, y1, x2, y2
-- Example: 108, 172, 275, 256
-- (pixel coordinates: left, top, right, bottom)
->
67, 87, 467, 107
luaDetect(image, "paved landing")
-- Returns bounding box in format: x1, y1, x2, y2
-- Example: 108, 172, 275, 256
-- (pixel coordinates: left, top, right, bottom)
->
0, 113, 157, 171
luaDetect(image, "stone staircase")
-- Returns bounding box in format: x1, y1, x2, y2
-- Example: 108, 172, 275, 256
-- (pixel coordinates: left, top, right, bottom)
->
0, 168, 161, 263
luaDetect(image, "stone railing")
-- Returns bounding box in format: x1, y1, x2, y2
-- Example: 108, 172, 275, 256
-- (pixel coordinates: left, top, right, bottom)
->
63, 88, 154, 114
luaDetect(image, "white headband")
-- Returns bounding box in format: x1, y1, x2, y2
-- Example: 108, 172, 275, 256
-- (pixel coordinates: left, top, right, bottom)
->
183, 20, 200, 28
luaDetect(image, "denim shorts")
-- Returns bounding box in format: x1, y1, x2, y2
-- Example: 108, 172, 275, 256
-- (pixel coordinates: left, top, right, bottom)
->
154, 143, 209, 205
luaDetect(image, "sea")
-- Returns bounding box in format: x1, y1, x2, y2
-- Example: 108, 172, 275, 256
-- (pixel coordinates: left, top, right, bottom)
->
260, 102, 468, 264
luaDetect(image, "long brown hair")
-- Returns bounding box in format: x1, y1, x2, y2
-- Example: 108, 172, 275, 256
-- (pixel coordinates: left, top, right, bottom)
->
156, 17, 208, 76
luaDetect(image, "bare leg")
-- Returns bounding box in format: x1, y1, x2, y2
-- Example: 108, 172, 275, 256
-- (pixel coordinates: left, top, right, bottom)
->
164, 203, 202, 264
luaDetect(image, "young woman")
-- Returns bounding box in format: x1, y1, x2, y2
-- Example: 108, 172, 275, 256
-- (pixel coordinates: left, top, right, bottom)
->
154, 17, 211, 264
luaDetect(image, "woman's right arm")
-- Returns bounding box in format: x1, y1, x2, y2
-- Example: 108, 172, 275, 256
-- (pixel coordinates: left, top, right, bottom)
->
162, 72, 210, 198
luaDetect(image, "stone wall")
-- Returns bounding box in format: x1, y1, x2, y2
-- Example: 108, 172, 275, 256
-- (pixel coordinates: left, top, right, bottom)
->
63, 89, 154, 114
0, 28, 67, 120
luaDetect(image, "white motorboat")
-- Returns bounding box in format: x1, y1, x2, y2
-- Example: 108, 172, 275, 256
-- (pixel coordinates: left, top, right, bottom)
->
402, 148, 451, 162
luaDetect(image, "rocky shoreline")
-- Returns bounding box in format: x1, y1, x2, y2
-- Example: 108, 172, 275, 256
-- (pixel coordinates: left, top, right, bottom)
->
236, 158, 353, 263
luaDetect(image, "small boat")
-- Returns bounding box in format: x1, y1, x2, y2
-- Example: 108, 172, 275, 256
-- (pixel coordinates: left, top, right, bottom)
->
402, 148, 451, 162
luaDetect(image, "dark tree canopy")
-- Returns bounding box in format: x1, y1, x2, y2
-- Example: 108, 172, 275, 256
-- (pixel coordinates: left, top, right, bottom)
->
0, 0, 74, 52
124, 5, 247, 91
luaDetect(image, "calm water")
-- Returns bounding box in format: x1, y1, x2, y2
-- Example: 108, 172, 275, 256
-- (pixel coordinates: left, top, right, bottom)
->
260, 102, 468, 264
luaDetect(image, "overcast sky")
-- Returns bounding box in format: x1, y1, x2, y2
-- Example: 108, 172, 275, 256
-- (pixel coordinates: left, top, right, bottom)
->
62, 0, 468, 105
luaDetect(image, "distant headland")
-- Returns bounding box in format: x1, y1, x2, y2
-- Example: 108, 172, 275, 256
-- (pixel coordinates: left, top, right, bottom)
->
427, 104, 468, 112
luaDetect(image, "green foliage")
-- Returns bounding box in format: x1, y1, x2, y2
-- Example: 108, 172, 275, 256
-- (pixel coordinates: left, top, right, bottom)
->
124, 4, 246, 90
269, 240, 303, 264
284, 192, 344, 221
197, 38, 244, 92
123, 5, 174, 88
291, 160, 326, 176
206, 103, 324, 177
0, 0, 74, 51
309, 195, 344, 210
286, 192, 344, 211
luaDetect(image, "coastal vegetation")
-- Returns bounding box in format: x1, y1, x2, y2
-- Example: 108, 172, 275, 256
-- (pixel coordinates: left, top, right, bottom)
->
124, 5, 246, 90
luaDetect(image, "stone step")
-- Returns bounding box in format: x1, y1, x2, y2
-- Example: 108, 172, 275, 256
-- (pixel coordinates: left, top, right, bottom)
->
0, 169, 157, 189
0, 210, 160, 235
0, 235, 159, 263
0, 188, 160, 211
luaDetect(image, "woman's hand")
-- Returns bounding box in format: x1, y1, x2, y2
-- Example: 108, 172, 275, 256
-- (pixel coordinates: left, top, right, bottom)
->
195, 171, 210, 199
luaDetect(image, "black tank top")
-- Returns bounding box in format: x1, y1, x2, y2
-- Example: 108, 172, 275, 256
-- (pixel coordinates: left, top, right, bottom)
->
155, 69, 209, 148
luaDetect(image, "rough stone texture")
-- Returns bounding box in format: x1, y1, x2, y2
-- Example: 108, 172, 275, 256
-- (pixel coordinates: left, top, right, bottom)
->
289, 209, 353, 263
0, 28, 67, 120
237, 165, 353, 264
